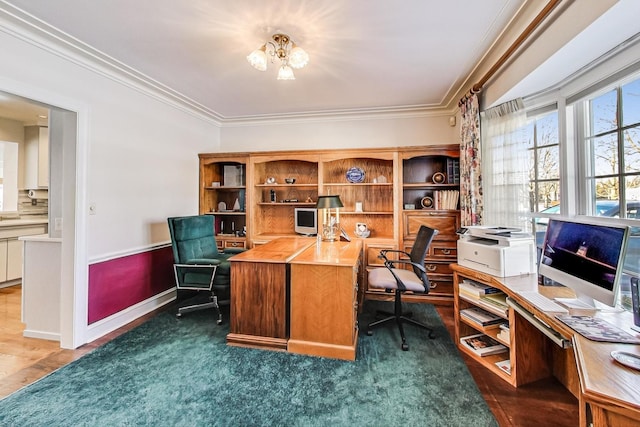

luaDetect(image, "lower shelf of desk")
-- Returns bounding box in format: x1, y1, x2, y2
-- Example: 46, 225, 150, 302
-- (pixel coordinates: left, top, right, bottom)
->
453, 267, 555, 388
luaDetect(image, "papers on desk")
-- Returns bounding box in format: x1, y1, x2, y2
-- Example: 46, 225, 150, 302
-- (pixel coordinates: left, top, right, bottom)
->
555, 315, 640, 344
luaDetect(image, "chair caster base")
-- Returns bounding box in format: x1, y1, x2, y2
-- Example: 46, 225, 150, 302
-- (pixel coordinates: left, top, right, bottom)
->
401, 342, 409, 351
176, 313, 183, 318
367, 330, 373, 336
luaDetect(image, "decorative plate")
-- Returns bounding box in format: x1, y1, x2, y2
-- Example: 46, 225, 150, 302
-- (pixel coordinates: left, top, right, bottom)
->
421, 196, 434, 209
346, 167, 365, 183
611, 351, 640, 371
265, 177, 276, 184
432, 172, 446, 184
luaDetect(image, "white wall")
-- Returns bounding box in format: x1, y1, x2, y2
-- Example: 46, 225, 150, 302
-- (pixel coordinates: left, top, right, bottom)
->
0, 24, 221, 259
220, 113, 457, 152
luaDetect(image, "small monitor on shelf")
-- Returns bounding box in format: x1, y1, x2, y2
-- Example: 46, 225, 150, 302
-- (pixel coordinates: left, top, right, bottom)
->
294, 207, 317, 236
539, 217, 630, 309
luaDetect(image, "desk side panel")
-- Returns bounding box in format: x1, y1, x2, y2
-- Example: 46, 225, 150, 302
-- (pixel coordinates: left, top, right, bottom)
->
228, 261, 288, 349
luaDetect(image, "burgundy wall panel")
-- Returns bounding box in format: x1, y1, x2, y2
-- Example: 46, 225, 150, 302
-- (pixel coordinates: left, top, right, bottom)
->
88, 246, 175, 324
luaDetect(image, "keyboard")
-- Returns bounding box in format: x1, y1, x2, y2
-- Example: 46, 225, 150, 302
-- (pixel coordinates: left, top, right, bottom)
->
517, 291, 569, 313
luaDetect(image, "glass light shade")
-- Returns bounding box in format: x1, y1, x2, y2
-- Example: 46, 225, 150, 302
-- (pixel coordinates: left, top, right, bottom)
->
288, 45, 309, 69
277, 64, 295, 80
247, 46, 267, 71
317, 196, 343, 241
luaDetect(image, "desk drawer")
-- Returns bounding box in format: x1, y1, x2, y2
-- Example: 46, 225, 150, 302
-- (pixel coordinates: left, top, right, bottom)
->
224, 239, 246, 249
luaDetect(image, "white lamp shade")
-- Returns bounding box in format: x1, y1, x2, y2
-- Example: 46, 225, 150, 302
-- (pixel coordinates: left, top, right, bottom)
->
288, 46, 309, 69
247, 46, 267, 71
277, 65, 295, 80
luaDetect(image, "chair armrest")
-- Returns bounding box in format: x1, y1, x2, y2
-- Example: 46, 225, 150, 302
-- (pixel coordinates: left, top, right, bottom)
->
385, 258, 426, 274
379, 249, 411, 263
184, 258, 222, 265
222, 248, 247, 254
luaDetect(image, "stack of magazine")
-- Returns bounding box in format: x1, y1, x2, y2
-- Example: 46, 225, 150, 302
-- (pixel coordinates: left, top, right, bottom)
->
458, 280, 508, 317
460, 307, 506, 328
460, 333, 508, 357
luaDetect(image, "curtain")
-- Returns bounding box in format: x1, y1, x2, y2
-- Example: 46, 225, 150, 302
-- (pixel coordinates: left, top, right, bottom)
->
459, 93, 482, 226
481, 98, 530, 230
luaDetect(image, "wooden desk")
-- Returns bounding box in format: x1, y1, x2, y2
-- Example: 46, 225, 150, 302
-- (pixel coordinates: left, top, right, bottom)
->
574, 336, 640, 427
227, 237, 314, 350
289, 240, 362, 361
451, 264, 640, 427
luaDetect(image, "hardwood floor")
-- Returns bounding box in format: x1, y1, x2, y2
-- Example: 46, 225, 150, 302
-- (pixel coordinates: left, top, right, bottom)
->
0, 285, 163, 399
0, 285, 578, 426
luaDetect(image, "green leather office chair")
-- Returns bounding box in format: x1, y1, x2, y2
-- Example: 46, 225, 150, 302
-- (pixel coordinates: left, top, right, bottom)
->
167, 215, 245, 324
367, 225, 438, 350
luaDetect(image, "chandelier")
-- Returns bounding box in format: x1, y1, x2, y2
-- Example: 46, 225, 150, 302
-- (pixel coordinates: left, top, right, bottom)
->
246, 33, 309, 80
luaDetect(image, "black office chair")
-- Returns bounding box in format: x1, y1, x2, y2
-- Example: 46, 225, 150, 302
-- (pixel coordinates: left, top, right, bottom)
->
167, 215, 245, 324
367, 225, 438, 350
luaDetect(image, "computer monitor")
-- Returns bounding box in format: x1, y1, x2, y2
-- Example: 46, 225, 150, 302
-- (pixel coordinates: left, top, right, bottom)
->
539, 217, 630, 309
294, 207, 317, 236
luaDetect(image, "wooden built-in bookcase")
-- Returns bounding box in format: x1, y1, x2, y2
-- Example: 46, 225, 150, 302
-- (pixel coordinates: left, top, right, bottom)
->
199, 145, 460, 304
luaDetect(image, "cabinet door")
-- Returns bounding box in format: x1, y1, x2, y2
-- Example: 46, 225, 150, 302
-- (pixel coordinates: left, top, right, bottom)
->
0, 240, 7, 282
24, 126, 49, 189
6, 238, 23, 281
403, 210, 460, 240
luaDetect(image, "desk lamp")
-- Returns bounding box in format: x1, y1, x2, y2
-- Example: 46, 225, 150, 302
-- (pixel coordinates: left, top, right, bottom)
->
316, 195, 343, 241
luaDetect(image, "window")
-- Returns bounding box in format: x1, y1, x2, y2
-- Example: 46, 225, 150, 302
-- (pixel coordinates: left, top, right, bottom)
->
583, 77, 640, 218
528, 111, 560, 213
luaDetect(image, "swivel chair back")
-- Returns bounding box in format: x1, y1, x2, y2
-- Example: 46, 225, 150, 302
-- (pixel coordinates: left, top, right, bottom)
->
367, 225, 438, 350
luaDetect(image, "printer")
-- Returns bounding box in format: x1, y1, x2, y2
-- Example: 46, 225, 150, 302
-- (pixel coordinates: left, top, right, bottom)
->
457, 226, 537, 277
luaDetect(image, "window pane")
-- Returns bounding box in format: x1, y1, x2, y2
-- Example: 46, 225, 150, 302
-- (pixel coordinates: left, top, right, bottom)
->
592, 134, 618, 176
595, 177, 619, 203
623, 126, 640, 173
523, 122, 534, 149
537, 181, 560, 211
622, 78, 640, 127
590, 89, 617, 135
537, 146, 559, 179
536, 113, 559, 146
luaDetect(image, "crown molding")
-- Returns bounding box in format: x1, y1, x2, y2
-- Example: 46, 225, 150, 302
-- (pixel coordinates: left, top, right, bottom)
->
218, 104, 455, 127
0, 2, 456, 127
0, 2, 224, 125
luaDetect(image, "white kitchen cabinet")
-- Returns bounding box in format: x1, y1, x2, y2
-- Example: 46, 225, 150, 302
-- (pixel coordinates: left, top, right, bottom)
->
0, 221, 48, 287
24, 125, 49, 189
0, 240, 7, 282
7, 238, 23, 281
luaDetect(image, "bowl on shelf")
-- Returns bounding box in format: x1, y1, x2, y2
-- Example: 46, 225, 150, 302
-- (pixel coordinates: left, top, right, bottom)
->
284, 178, 296, 184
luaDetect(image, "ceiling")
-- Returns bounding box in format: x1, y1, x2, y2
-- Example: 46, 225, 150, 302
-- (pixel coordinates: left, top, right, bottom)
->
1, 0, 527, 121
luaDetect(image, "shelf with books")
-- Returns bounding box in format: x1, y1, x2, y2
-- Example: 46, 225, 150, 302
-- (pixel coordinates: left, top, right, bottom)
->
453, 263, 556, 388
460, 333, 509, 357
460, 307, 508, 333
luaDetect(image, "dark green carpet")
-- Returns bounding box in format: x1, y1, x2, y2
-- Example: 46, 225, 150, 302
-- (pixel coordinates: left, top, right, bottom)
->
0, 301, 497, 426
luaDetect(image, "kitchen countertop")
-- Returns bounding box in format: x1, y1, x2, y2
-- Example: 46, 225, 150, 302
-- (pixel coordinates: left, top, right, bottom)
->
0, 218, 49, 227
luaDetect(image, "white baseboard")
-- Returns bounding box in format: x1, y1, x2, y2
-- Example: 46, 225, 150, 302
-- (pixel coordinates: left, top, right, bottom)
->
23, 329, 61, 341
85, 289, 176, 345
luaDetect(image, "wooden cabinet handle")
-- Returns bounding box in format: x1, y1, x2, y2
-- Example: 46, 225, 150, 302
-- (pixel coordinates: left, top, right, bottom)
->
430, 282, 438, 289
426, 264, 437, 272
441, 248, 451, 255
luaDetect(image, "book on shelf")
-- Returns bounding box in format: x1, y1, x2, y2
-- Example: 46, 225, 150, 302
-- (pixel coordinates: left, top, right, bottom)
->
497, 328, 510, 344
446, 158, 460, 184
479, 293, 509, 313
495, 359, 511, 375
460, 307, 506, 327
432, 190, 459, 210
459, 280, 503, 297
460, 333, 508, 357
